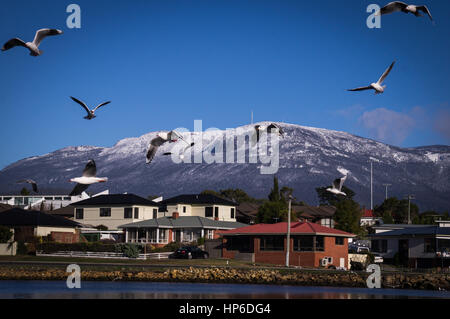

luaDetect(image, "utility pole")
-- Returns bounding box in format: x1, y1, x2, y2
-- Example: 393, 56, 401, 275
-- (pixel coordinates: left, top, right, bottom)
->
404, 194, 415, 225
383, 184, 392, 200
368, 159, 374, 211
286, 195, 293, 267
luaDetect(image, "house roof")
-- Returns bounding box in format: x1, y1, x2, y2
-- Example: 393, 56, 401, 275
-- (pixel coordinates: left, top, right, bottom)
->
0, 204, 13, 213
219, 221, 355, 237
0, 208, 82, 228
71, 194, 160, 207
292, 205, 336, 218
160, 194, 237, 207
370, 226, 450, 238
46, 205, 74, 218
361, 208, 374, 218
119, 216, 247, 230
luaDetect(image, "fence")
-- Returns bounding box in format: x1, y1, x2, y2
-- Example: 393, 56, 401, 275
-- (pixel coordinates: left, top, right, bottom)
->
36, 251, 172, 260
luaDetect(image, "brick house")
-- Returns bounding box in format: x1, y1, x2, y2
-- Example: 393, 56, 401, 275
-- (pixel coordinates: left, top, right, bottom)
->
0, 208, 82, 243
220, 221, 355, 269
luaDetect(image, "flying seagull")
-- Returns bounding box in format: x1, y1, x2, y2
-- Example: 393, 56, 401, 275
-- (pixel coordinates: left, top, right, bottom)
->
17, 179, 38, 193
70, 97, 111, 120
146, 131, 188, 164
326, 175, 347, 196
69, 160, 108, 196
377, 2, 433, 21
163, 142, 195, 160
348, 61, 395, 95
2, 28, 63, 56
254, 123, 285, 143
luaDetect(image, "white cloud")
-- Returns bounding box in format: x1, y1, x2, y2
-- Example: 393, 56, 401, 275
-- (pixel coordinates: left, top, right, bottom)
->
358, 108, 415, 145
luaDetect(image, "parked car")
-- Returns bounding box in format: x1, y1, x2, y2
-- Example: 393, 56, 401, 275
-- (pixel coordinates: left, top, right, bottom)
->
169, 246, 209, 259
373, 253, 384, 263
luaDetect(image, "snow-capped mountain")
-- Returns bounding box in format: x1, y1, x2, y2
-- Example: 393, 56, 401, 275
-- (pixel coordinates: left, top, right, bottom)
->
1, 122, 449, 212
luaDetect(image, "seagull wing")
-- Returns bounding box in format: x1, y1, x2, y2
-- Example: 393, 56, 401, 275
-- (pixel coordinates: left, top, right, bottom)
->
417, 5, 433, 21
82, 160, 97, 177
92, 101, 111, 112
69, 183, 89, 196
332, 178, 341, 190
2, 38, 27, 51
146, 136, 166, 163
379, 1, 408, 15
33, 29, 63, 47
347, 86, 373, 92
338, 175, 347, 191
70, 97, 92, 115
377, 61, 395, 84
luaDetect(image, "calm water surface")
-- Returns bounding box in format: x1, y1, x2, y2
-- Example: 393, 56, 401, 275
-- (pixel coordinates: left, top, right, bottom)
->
0, 281, 449, 299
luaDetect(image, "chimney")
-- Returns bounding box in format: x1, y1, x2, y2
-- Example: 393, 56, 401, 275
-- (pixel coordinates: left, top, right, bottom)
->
172, 212, 179, 219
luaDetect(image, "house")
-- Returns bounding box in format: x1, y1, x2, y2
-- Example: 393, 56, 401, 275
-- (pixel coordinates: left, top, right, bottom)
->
369, 221, 450, 268
71, 194, 161, 230
158, 194, 238, 222
360, 208, 381, 226
236, 202, 260, 224
119, 212, 247, 246
292, 205, 336, 228
220, 221, 355, 269
0, 208, 82, 243
46, 205, 76, 219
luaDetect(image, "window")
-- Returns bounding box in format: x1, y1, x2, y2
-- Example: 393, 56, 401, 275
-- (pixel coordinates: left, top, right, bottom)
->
321, 218, 332, 228
100, 208, 111, 217
75, 208, 84, 220
424, 238, 436, 253
230, 208, 235, 219
205, 207, 213, 218
207, 229, 214, 239
54, 197, 62, 201
260, 236, 284, 251
227, 236, 253, 252
294, 236, 313, 251
315, 236, 324, 251
134, 207, 139, 219
335, 237, 344, 245
124, 207, 132, 219
63, 197, 71, 200
183, 206, 186, 213
214, 207, 219, 218
152, 209, 157, 219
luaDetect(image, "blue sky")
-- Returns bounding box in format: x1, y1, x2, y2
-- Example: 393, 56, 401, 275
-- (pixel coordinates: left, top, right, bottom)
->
0, 0, 449, 169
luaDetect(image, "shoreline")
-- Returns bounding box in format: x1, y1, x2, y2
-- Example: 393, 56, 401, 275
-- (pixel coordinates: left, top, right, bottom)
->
0, 266, 449, 291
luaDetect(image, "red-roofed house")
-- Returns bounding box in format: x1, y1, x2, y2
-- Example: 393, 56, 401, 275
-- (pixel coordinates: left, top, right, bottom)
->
360, 208, 381, 226
220, 221, 355, 269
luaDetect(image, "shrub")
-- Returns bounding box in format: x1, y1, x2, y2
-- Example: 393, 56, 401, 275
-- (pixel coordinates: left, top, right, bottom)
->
115, 243, 140, 258
17, 242, 28, 255
0, 226, 13, 243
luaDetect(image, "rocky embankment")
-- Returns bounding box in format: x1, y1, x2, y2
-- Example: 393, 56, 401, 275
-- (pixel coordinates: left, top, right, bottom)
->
0, 267, 449, 291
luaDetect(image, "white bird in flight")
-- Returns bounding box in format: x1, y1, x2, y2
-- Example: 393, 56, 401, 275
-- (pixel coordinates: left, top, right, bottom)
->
326, 175, 347, 196
146, 131, 189, 164
377, 2, 433, 21
163, 142, 195, 160
69, 160, 108, 196
17, 179, 38, 193
70, 97, 111, 120
348, 61, 395, 95
1, 28, 63, 56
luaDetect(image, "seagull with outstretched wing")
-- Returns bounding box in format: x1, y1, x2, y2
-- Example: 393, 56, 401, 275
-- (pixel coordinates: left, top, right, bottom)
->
17, 179, 38, 193
146, 130, 187, 164
70, 97, 111, 120
2, 28, 63, 56
69, 160, 108, 196
326, 175, 347, 196
254, 123, 285, 143
377, 2, 433, 21
348, 61, 395, 95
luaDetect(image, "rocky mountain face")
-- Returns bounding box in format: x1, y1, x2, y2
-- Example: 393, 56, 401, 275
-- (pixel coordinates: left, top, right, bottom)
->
1, 122, 449, 212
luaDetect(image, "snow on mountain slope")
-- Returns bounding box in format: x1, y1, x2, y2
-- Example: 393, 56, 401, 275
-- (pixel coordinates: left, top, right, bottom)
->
0, 122, 449, 212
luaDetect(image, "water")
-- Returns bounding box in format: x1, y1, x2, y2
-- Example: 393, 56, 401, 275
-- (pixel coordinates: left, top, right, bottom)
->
0, 281, 449, 299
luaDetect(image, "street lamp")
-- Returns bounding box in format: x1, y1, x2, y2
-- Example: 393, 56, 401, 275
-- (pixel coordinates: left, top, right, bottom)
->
286, 195, 294, 267
404, 194, 415, 224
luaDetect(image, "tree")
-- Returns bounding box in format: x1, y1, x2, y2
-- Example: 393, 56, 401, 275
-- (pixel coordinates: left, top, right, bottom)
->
268, 176, 280, 202
0, 226, 13, 243
96, 225, 108, 231
20, 187, 30, 196
257, 201, 287, 224
200, 188, 259, 204
315, 186, 355, 206
374, 197, 419, 224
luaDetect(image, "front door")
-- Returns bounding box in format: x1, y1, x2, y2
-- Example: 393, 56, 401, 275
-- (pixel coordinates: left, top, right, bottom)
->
175, 230, 181, 243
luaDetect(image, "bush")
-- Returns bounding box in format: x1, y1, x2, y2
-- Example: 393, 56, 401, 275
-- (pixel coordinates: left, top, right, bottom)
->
0, 226, 13, 243
115, 243, 140, 258
350, 261, 364, 271
16, 242, 28, 255
197, 237, 206, 246
365, 252, 375, 265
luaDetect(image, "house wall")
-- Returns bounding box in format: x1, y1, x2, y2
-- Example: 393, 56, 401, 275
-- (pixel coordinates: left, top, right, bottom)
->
161, 204, 237, 221
50, 229, 81, 243
73, 205, 159, 230
223, 236, 349, 269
